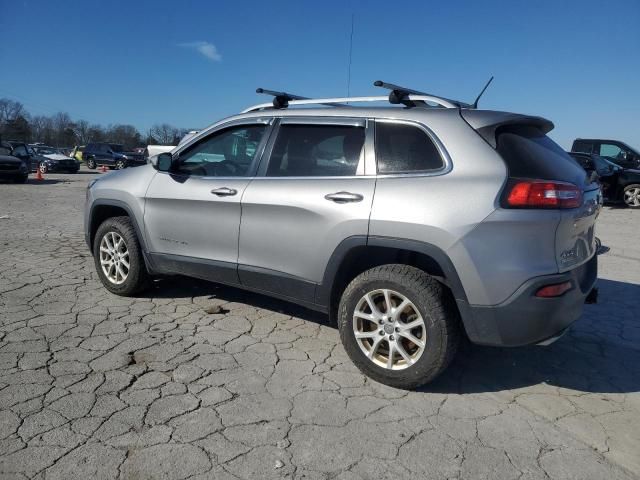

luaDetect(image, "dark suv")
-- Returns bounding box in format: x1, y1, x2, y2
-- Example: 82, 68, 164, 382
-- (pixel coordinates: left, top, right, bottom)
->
572, 138, 640, 170
83, 143, 146, 170
0, 142, 29, 183
570, 152, 640, 208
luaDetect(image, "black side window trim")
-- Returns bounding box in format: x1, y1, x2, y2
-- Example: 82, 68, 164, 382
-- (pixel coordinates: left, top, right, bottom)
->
256, 118, 367, 178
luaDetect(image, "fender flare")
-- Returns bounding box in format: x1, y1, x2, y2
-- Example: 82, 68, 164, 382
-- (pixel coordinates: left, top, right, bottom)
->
88, 199, 155, 273
316, 235, 479, 340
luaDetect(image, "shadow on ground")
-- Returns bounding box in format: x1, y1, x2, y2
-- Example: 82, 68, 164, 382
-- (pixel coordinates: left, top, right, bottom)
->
143, 276, 640, 395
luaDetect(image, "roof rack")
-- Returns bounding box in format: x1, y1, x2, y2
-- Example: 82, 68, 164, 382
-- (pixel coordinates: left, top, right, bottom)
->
373, 80, 471, 108
242, 79, 488, 113
242, 94, 460, 113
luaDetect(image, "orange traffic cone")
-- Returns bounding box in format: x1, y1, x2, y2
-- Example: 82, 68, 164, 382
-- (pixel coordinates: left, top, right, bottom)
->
100, 165, 108, 173
35, 168, 44, 181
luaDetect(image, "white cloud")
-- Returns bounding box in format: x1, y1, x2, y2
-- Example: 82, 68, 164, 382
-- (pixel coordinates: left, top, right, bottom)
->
178, 41, 222, 62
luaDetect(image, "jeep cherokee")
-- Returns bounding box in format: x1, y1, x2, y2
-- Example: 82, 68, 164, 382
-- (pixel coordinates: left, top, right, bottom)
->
84, 83, 601, 388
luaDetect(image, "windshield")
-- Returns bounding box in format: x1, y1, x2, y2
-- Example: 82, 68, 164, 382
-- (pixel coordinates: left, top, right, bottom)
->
109, 144, 124, 152
36, 147, 59, 155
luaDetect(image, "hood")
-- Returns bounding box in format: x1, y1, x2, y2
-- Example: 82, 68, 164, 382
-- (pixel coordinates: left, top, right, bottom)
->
44, 153, 72, 161
625, 168, 640, 175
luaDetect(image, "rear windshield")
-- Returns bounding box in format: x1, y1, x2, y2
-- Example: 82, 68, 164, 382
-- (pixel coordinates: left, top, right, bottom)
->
496, 126, 588, 186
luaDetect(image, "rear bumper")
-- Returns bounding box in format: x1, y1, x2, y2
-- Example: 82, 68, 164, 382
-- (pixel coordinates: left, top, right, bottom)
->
461, 254, 597, 347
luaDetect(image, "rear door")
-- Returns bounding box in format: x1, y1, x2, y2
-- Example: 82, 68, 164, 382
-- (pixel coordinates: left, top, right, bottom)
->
237, 117, 375, 303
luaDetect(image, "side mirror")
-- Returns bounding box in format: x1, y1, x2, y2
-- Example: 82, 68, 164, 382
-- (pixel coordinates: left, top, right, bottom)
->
156, 152, 173, 172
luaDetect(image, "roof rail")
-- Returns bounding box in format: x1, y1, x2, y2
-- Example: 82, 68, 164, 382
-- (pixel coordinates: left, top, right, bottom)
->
242, 94, 460, 113
255, 88, 346, 109
373, 80, 471, 108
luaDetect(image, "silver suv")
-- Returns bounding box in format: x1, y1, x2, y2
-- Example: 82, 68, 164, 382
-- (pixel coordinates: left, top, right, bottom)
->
85, 83, 600, 388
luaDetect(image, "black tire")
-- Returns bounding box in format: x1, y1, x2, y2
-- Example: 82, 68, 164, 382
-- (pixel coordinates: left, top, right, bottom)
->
338, 264, 460, 389
115, 160, 126, 170
622, 184, 640, 208
87, 158, 97, 169
39, 163, 48, 174
93, 216, 149, 296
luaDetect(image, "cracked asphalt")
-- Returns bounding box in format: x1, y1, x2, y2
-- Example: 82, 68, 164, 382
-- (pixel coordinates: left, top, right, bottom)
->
1, 168, 639, 479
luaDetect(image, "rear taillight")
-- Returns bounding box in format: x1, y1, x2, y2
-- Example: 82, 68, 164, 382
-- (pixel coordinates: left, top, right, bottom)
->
504, 179, 582, 209
535, 281, 573, 298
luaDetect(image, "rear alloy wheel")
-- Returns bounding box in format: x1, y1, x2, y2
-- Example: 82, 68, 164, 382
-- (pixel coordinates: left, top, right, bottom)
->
87, 158, 97, 169
39, 163, 48, 174
115, 159, 126, 170
338, 264, 460, 389
623, 184, 640, 208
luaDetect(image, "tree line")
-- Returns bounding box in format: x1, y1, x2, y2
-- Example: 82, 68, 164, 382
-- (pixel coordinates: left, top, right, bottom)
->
0, 98, 188, 149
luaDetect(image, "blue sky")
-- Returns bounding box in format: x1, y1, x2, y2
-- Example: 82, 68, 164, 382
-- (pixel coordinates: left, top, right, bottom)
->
1, 0, 638, 149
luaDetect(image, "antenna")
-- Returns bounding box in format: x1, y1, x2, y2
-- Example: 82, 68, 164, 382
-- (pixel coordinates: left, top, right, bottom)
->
471, 76, 494, 109
346, 14, 355, 99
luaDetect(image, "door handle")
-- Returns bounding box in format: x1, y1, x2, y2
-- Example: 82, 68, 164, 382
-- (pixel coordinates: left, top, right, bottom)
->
324, 191, 364, 203
211, 187, 238, 197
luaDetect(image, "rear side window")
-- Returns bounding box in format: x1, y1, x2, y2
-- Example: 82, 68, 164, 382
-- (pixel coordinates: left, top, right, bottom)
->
375, 122, 444, 174
267, 124, 364, 177
572, 141, 593, 154
496, 126, 587, 185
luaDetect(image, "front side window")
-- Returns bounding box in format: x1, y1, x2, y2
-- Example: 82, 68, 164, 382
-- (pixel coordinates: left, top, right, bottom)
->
266, 124, 364, 177
375, 122, 444, 174
12, 145, 28, 156
599, 143, 624, 160
176, 124, 266, 177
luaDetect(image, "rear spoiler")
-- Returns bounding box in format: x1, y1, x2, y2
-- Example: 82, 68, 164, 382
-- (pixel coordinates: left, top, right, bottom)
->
460, 110, 554, 148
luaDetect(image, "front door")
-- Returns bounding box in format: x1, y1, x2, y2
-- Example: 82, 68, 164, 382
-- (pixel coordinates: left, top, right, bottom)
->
144, 121, 271, 284
238, 118, 376, 303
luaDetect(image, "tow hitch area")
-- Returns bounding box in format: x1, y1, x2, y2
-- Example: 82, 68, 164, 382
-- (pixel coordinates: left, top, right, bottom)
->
585, 287, 598, 304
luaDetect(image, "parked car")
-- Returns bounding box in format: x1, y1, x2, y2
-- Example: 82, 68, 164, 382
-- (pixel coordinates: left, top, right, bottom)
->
83, 143, 146, 169
0, 142, 29, 183
84, 85, 600, 388
570, 152, 640, 208
32, 146, 80, 173
7, 141, 43, 172
572, 138, 640, 169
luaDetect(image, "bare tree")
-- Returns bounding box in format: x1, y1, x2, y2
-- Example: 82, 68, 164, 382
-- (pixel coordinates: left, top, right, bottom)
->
0, 99, 27, 125
149, 123, 179, 145
74, 120, 92, 144
0, 97, 184, 149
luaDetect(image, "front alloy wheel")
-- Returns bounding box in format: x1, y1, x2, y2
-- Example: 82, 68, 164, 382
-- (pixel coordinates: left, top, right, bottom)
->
353, 289, 426, 370
39, 163, 48, 174
115, 160, 126, 170
99, 231, 130, 284
623, 184, 640, 208
93, 216, 149, 296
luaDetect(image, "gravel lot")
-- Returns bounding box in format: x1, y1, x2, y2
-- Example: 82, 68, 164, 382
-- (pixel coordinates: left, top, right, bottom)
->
1, 168, 639, 479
